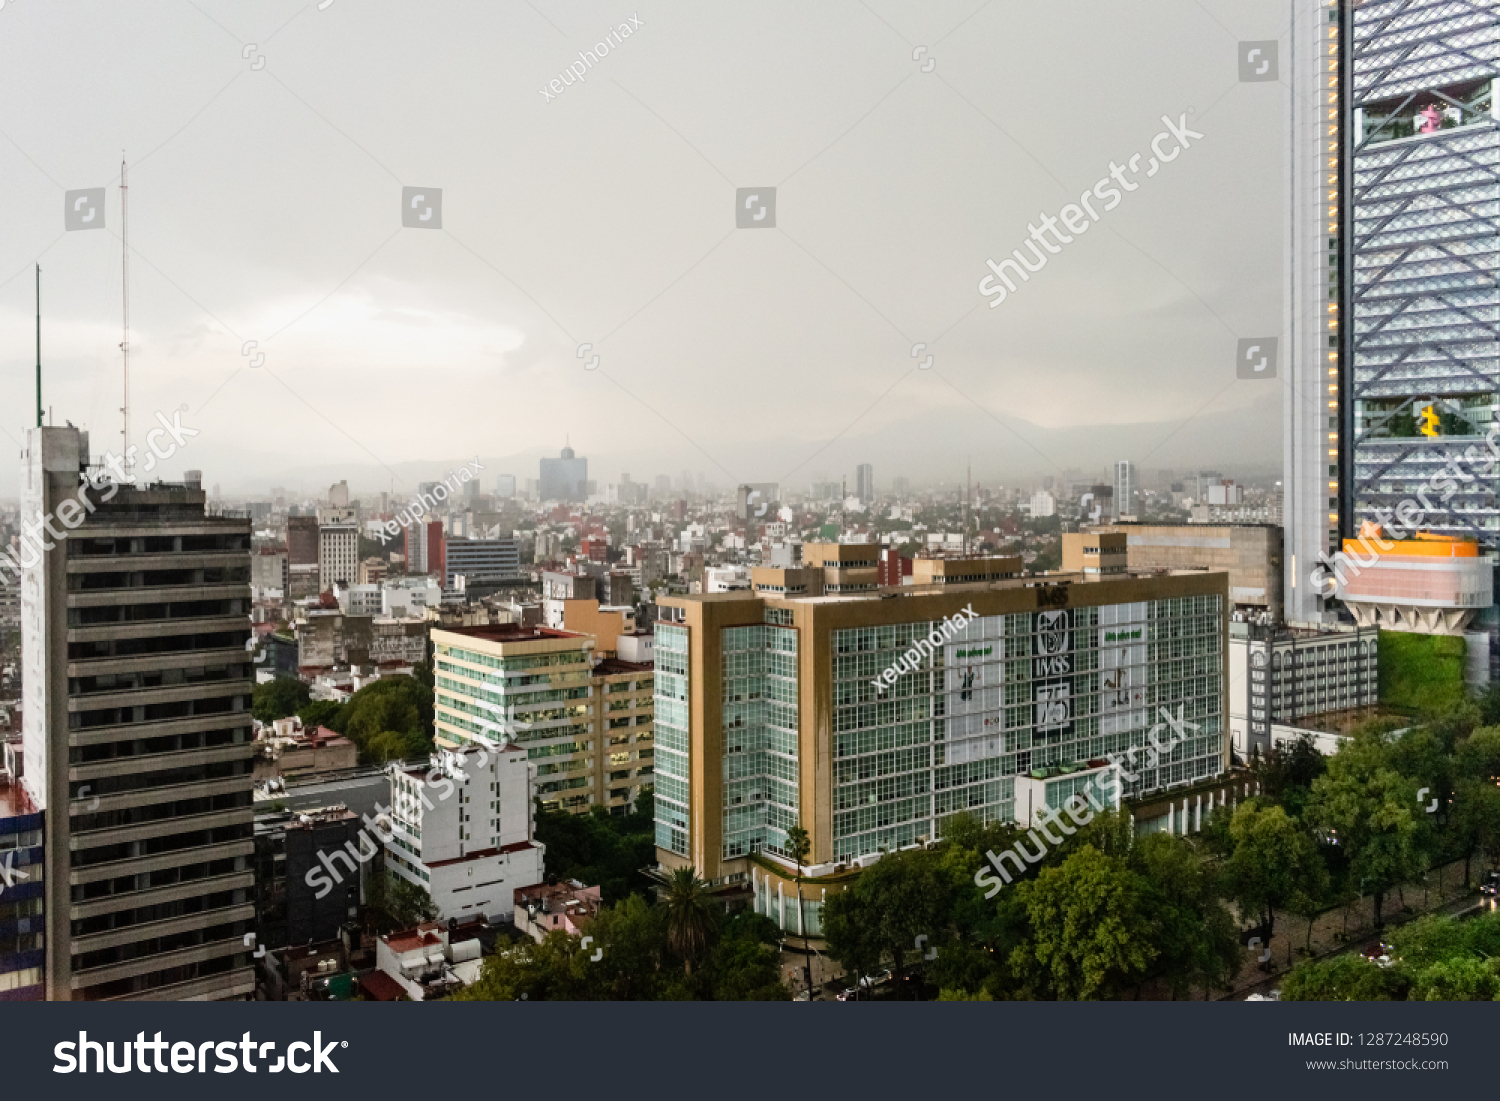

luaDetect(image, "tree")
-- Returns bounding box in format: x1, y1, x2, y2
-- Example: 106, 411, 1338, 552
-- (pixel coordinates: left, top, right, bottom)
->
785, 825, 816, 998
662, 866, 717, 975
1408, 956, 1500, 1000
1307, 732, 1427, 927
1223, 801, 1325, 944
1009, 845, 1157, 1000
297, 699, 344, 731
702, 913, 789, 1001
252, 676, 311, 722
1130, 833, 1242, 998
339, 676, 434, 764
1448, 779, 1500, 888
1251, 734, 1326, 820
534, 802, 656, 902
821, 888, 885, 997
456, 898, 788, 1002
363, 871, 437, 935
1280, 953, 1402, 1001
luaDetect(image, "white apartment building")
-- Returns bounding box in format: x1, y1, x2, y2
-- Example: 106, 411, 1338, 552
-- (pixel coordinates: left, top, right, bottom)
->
705, 566, 752, 592
383, 742, 545, 922
318, 507, 359, 592
383, 577, 443, 618
335, 582, 384, 617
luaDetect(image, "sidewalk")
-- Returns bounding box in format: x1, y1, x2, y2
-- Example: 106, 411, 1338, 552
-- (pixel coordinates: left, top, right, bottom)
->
1220, 857, 1479, 1001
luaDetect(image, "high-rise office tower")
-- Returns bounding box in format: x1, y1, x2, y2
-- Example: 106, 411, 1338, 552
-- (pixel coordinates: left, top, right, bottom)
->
1113, 460, 1136, 519
405, 519, 446, 587
855, 463, 873, 504
285, 514, 320, 600
1287, 0, 1499, 632
21, 427, 256, 1000
1347, 1, 1500, 654
317, 506, 358, 592
539, 447, 588, 502
1283, 0, 1344, 625
653, 568, 1227, 920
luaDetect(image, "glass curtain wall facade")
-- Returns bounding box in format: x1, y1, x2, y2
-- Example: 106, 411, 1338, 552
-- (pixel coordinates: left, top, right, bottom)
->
432, 634, 594, 810
653, 625, 690, 857
721, 624, 799, 861
829, 595, 1225, 862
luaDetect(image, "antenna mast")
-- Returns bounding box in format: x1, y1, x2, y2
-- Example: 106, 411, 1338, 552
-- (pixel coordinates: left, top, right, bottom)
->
120, 157, 131, 479
35, 264, 41, 428
964, 458, 971, 556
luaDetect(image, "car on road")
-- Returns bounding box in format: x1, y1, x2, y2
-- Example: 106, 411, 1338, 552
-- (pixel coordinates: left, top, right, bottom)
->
835, 970, 894, 1000
1481, 871, 1500, 899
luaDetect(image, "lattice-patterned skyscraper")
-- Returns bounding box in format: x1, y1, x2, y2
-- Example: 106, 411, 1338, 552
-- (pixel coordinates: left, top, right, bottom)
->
1287, 0, 1500, 641
1346, 0, 1500, 656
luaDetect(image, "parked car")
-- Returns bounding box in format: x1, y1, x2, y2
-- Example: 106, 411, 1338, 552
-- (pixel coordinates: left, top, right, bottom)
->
1481, 871, 1500, 898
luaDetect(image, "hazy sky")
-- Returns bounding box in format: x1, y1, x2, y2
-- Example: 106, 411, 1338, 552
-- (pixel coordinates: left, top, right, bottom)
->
0, 0, 1288, 499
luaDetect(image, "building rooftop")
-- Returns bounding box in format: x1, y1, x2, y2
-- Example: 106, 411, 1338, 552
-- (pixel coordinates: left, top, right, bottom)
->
426, 840, 537, 869
594, 658, 652, 676
438, 624, 586, 644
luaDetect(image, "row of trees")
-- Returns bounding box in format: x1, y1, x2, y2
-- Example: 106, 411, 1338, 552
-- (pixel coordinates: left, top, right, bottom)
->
822, 811, 1241, 1000
1237, 696, 1500, 938
1283, 911, 1500, 1000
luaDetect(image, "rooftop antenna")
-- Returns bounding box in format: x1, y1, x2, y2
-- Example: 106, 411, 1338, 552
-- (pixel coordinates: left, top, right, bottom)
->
964, 458, 971, 556
34, 263, 41, 428
119, 156, 131, 480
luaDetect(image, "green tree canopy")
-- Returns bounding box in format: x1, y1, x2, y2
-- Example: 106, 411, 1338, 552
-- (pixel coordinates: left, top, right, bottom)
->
1306, 732, 1427, 926
1008, 844, 1157, 1000
252, 676, 311, 723
1224, 800, 1326, 942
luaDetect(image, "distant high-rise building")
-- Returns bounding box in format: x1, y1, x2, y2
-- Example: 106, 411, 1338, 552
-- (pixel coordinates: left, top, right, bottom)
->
318, 507, 358, 592
405, 519, 446, 587
856, 464, 874, 504
287, 515, 319, 567
21, 427, 255, 1000
1113, 460, 1135, 518
540, 447, 588, 502
445, 537, 522, 583
736, 483, 779, 521
494, 474, 516, 498
329, 480, 350, 508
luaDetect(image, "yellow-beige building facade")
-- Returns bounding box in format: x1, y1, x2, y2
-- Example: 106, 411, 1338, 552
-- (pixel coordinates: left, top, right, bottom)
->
431, 625, 654, 815
652, 568, 1229, 934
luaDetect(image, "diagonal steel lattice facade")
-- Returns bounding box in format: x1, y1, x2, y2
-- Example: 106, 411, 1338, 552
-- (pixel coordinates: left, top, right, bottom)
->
1349, 0, 1500, 545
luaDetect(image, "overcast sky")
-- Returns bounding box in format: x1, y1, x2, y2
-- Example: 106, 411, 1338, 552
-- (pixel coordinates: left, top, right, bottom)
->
0, 0, 1288, 500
